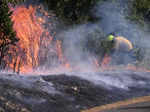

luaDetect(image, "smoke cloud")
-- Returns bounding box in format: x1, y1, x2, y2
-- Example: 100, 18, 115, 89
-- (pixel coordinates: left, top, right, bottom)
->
34, 0, 150, 74
93, 0, 150, 68
43, 0, 150, 89
9, 0, 150, 90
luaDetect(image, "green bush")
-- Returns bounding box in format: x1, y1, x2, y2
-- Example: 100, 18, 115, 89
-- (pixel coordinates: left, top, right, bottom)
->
43, 0, 103, 25
0, 0, 23, 68
131, 0, 150, 23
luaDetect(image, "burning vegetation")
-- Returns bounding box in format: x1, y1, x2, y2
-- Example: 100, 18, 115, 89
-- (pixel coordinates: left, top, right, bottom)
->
3, 4, 149, 73
1, 0, 150, 74
9, 5, 72, 73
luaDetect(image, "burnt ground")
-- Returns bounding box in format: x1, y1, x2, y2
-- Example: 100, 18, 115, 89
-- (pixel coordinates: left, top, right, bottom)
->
0, 71, 150, 112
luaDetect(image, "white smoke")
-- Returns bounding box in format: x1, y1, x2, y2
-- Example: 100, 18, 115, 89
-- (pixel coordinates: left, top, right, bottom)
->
19, 0, 150, 91
93, 0, 150, 67
61, 25, 101, 71
33, 0, 150, 73
49, 0, 150, 89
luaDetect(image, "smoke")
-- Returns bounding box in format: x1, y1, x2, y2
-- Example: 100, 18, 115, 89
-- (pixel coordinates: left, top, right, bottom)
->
41, 0, 150, 89
35, 0, 150, 74
93, 0, 150, 68
55, 0, 131, 72
7, 0, 150, 91
60, 25, 101, 72
67, 70, 150, 91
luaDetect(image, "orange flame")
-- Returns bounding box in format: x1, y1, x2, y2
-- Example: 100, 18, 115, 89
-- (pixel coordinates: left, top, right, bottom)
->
11, 6, 42, 72
9, 5, 69, 73
100, 54, 150, 72
56, 40, 70, 68
8, 5, 150, 73
101, 54, 111, 70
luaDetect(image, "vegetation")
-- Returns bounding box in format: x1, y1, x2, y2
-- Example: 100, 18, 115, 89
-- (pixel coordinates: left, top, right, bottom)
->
129, 0, 150, 68
0, 0, 22, 68
43, 0, 103, 25
130, 0, 150, 23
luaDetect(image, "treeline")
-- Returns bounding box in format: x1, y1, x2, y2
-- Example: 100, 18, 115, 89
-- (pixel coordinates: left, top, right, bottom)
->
42, 0, 150, 24
43, 0, 102, 25
131, 0, 150, 23
0, 0, 18, 69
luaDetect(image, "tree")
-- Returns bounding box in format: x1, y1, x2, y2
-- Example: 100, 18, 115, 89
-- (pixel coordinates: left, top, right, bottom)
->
131, 0, 150, 23
43, 0, 102, 25
0, 0, 20, 68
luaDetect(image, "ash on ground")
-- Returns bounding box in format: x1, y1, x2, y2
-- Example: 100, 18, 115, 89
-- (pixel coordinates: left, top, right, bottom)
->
0, 71, 150, 112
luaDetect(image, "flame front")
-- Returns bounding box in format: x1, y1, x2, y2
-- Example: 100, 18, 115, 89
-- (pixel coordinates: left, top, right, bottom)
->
9, 5, 68, 73
12, 6, 40, 72
7, 5, 150, 73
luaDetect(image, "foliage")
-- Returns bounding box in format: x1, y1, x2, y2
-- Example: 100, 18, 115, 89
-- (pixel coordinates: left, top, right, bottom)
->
131, 0, 150, 23
129, 0, 150, 68
3, 0, 25, 4
0, 0, 20, 68
43, 0, 103, 25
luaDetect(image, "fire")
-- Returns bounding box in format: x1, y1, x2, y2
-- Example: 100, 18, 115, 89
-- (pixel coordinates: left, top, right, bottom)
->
101, 54, 111, 70
126, 64, 150, 72
7, 4, 150, 73
100, 54, 150, 72
56, 40, 70, 68
8, 5, 69, 73
11, 5, 42, 72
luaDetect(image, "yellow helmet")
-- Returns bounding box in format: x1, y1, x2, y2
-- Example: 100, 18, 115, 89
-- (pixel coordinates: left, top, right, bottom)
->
107, 35, 114, 41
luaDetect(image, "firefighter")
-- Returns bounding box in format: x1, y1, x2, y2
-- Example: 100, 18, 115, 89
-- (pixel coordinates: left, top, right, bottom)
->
101, 34, 135, 65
